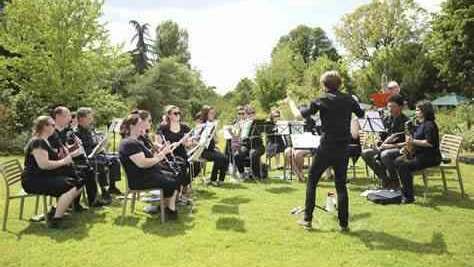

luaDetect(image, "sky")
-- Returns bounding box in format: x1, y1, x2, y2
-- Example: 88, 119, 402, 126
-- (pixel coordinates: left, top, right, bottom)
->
102, 0, 443, 95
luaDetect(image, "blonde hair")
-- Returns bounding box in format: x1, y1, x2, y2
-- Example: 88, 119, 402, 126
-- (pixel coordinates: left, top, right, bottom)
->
32, 116, 52, 137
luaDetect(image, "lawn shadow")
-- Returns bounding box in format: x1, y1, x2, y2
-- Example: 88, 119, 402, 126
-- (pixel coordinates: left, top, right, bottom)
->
219, 196, 251, 205
414, 185, 474, 210
193, 189, 218, 200
215, 217, 246, 233
219, 183, 248, 190
14, 212, 107, 242
212, 204, 239, 215
265, 186, 297, 194
141, 209, 195, 237
348, 230, 448, 254
350, 212, 371, 222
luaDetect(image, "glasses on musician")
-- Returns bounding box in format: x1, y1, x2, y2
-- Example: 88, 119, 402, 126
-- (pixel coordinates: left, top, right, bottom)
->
172, 111, 181, 116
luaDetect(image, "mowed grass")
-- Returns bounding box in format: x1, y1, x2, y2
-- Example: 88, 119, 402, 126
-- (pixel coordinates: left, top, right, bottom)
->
1, 155, 474, 267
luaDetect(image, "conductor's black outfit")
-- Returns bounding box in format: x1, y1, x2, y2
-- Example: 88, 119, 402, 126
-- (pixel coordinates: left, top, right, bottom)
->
301, 90, 364, 228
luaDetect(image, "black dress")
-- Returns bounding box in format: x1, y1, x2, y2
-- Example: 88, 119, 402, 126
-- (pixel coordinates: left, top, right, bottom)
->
22, 138, 76, 197
119, 137, 178, 197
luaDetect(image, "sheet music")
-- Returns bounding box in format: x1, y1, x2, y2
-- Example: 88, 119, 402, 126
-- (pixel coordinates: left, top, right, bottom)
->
291, 133, 320, 149
222, 125, 233, 140
361, 111, 385, 132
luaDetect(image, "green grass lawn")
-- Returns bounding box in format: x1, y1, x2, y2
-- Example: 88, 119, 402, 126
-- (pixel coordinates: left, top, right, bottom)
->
1, 155, 473, 267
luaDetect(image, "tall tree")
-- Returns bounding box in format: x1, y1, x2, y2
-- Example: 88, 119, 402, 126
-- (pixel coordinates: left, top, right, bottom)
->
154, 20, 190, 65
0, 0, 130, 130
335, 0, 428, 64
274, 25, 339, 64
427, 0, 474, 96
129, 20, 152, 74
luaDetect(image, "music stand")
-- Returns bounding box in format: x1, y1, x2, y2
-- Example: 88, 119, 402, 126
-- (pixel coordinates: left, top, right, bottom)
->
360, 111, 385, 133
108, 118, 123, 153
276, 120, 305, 181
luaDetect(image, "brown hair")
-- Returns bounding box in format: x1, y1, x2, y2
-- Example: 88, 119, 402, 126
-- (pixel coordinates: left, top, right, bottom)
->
416, 100, 436, 121
120, 110, 150, 137
77, 107, 93, 119
163, 105, 179, 125
52, 106, 69, 119
199, 105, 215, 123
32, 116, 52, 137
320, 71, 342, 91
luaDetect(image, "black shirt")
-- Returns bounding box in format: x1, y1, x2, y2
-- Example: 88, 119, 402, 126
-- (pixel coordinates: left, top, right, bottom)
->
380, 114, 409, 143
74, 125, 96, 156
156, 123, 191, 159
119, 137, 160, 182
413, 120, 441, 163
300, 91, 365, 146
23, 138, 59, 178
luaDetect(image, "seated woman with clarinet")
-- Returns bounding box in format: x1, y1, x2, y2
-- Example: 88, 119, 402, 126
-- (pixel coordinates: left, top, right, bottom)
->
22, 116, 84, 229
118, 112, 179, 220
394, 101, 442, 204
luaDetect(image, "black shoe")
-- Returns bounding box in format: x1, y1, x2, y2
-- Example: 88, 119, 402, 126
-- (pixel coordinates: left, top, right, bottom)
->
340, 226, 350, 233
73, 204, 88, 213
401, 197, 415, 204
109, 186, 123, 195
101, 192, 113, 205
48, 217, 67, 229
89, 200, 105, 208
297, 219, 313, 231
165, 208, 178, 220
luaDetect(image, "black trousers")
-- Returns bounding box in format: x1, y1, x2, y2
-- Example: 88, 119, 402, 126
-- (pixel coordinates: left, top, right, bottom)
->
201, 149, 228, 182
394, 155, 440, 200
234, 145, 264, 178
304, 144, 350, 227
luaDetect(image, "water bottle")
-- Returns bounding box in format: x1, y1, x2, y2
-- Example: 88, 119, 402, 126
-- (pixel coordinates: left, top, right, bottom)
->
325, 192, 337, 212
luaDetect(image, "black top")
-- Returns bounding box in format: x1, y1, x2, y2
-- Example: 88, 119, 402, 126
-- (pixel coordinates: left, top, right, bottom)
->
156, 123, 191, 159
300, 91, 364, 146
74, 125, 97, 156
23, 138, 59, 178
413, 120, 442, 163
119, 137, 160, 181
380, 114, 409, 143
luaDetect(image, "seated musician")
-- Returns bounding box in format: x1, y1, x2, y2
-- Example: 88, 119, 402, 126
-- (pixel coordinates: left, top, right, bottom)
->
48, 106, 88, 212
265, 108, 285, 169
156, 105, 193, 202
224, 106, 246, 170
199, 105, 228, 186
74, 107, 121, 207
22, 116, 83, 228
361, 94, 408, 188
119, 112, 179, 219
395, 101, 441, 204
234, 105, 266, 180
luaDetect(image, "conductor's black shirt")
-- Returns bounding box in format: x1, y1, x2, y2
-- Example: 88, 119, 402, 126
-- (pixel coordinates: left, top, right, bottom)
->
300, 91, 364, 147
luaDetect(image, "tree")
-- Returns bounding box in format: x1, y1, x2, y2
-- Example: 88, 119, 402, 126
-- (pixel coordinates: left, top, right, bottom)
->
154, 20, 191, 65
254, 63, 288, 112
126, 57, 214, 123
274, 25, 339, 64
335, 0, 428, 64
427, 0, 474, 96
0, 0, 131, 130
129, 20, 153, 74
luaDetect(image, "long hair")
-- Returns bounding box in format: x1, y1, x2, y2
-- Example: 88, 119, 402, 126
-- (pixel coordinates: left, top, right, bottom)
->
416, 100, 435, 121
120, 110, 150, 137
32, 116, 52, 137
163, 105, 179, 126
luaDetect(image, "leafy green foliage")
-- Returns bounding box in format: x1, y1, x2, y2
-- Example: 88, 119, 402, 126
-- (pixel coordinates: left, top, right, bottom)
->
129, 20, 153, 74
154, 20, 191, 65
426, 0, 474, 97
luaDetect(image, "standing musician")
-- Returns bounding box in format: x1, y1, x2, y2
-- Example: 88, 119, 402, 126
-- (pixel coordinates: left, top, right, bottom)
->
48, 106, 88, 212
234, 105, 266, 180
119, 111, 179, 220
22, 116, 84, 228
199, 105, 228, 186
361, 95, 408, 188
156, 105, 194, 202
74, 107, 120, 207
297, 71, 364, 231
394, 101, 441, 204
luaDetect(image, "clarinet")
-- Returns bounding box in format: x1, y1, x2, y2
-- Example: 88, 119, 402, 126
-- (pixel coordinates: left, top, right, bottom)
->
141, 134, 180, 176
159, 134, 181, 176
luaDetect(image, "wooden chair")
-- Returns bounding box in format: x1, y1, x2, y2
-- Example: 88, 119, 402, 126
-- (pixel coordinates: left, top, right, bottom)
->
415, 134, 465, 201
120, 173, 165, 224
1, 159, 49, 231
